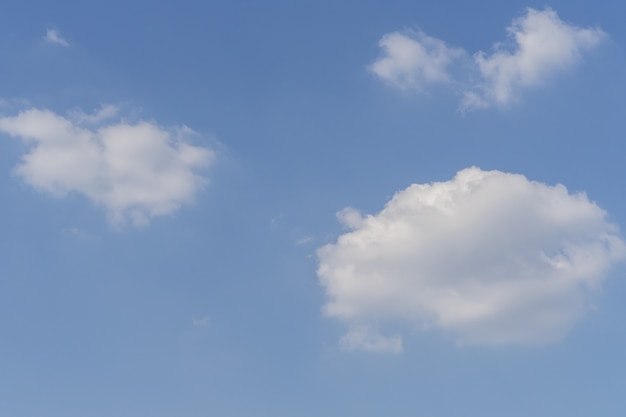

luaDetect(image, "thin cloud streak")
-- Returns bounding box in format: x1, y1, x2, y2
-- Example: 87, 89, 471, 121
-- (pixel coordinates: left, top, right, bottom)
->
44, 28, 70, 47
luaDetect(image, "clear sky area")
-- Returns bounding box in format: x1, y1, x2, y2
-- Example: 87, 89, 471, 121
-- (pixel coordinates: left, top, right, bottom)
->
1, 1, 626, 416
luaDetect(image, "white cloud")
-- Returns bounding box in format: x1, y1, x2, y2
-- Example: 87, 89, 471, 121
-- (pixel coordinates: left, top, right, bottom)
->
0, 107, 214, 227
44, 28, 70, 47
339, 324, 403, 354
463, 8, 606, 111
317, 167, 625, 347
369, 30, 465, 91
370, 8, 606, 110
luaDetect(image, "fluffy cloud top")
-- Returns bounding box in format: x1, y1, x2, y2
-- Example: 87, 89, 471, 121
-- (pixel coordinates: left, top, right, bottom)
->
369, 31, 464, 91
44, 28, 70, 47
0, 108, 214, 227
317, 168, 625, 347
369, 8, 606, 110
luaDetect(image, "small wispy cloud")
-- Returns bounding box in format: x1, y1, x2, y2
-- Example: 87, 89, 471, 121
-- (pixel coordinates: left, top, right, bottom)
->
369, 8, 606, 111
270, 214, 284, 230
462, 8, 606, 111
62, 227, 100, 242
369, 30, 465, 91
44, 28, 70, 47
296, 236, 314, 245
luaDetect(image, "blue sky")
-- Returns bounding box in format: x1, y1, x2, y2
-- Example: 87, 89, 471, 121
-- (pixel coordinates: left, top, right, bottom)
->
1, 1, 626, 416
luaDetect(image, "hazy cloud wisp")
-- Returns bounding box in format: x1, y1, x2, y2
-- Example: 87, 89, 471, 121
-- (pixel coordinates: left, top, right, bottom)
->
44, 28, 70, 47
339, 324, 403, 354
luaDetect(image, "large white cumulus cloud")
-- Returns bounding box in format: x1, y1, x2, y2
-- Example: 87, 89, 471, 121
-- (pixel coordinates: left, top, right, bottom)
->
317, 168, 625, 347
0, 107, 214, 227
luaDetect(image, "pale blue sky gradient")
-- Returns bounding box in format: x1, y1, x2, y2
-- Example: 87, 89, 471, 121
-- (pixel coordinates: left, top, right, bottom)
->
1, 1, 626, 416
